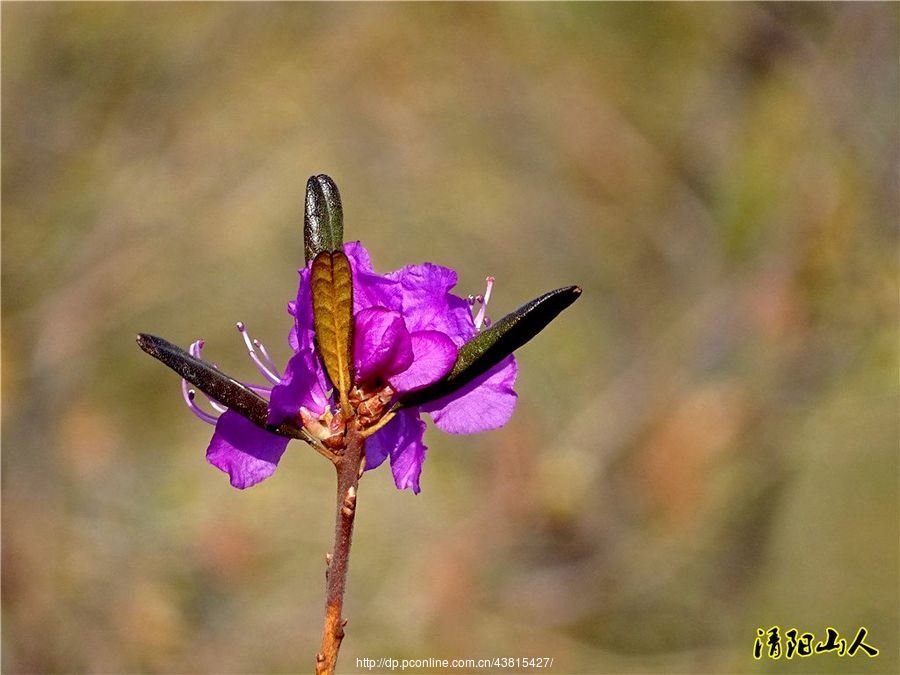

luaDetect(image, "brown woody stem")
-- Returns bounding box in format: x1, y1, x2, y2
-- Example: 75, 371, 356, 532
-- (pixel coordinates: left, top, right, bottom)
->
316, 421, 365, 675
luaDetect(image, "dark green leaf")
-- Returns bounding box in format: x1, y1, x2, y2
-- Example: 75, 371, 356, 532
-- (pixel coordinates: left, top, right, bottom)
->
304, 174, 344, 264
398, 285, 582, 408
136, 333, 306, 440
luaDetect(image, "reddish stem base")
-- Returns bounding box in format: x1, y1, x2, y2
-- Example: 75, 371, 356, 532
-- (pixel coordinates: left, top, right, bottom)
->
315, 423, 365, 675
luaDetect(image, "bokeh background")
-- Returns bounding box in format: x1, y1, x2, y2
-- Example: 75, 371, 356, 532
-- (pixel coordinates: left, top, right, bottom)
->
3, 3, 898, 674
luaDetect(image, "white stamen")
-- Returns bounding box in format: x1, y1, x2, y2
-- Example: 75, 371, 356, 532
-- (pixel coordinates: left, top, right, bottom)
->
483, 276, 494, 306
474, 276, 495, 330
208, 398, 227, 413
253, 338, 282, 379
236, 321, 281, 385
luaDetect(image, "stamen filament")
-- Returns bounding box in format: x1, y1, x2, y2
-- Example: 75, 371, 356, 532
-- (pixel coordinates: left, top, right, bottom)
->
208, 398, 228, 413
237, 322, 282, 385
253, 338, 283, 379
182, 380, 217, 425
185, 339, 230, 412
474, 276, 495, 330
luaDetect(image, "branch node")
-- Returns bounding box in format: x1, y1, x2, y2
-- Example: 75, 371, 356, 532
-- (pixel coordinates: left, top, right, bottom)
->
342, 486, 357, 511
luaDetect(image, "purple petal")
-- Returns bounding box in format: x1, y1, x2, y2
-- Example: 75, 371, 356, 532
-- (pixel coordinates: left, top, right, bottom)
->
344, 241, 402, 313
364, 408, 427, 493
353, 308, 413, 385
388, 411, 428, 494
388, 331, 458, 393
362, 413, 398, 471
268, 350, 328, 425
343, 240, 375, 272
206, 410, 290, 489
291, 266, 316, 352
421, 355, 518, 434
287, 300, 300, 351
387, 262, 475, 344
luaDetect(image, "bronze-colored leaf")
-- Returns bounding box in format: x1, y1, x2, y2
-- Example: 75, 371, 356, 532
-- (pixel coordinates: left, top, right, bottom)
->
135, 333, 306, 440
398, 285, 582, 408
311, 250, 354, 413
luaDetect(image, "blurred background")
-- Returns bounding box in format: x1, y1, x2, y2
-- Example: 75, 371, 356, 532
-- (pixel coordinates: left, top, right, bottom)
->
3, 3, 898, 674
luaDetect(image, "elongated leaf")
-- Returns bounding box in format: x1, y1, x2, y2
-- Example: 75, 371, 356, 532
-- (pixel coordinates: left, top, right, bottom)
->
310, 250, 354, 412
304, 174, 344, 264
135, 333, 306, 440
398, 285, 582, 408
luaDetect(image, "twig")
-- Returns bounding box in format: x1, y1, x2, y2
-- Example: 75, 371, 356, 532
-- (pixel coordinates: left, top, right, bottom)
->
315, 421, 365, 675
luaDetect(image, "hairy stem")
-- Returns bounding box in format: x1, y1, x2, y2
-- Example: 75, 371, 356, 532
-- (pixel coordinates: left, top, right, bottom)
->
316, 422, 365, 675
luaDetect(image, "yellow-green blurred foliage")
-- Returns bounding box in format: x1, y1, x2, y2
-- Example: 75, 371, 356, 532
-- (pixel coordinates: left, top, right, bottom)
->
3, 3, 897, 674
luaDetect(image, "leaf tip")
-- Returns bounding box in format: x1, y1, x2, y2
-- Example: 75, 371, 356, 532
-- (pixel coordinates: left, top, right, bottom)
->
136, 333, 159, 356
304, 174, 344, 263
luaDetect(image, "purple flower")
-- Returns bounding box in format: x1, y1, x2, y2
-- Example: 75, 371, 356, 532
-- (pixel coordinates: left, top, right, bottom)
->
184, 242, 516, 493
